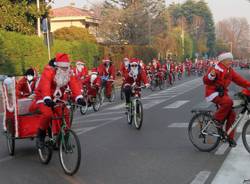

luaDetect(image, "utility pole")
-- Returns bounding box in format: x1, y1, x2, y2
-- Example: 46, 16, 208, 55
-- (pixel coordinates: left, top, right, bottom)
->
37, 0, 41, 37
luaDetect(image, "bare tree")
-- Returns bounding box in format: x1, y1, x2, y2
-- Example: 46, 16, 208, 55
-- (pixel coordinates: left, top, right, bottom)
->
216, 17, 250, 58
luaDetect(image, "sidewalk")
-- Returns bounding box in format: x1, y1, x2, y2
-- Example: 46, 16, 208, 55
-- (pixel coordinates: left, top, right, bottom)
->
211, 137, 250, 184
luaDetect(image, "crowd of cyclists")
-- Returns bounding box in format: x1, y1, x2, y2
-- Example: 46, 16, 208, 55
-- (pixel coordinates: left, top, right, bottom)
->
16, 55, 222, 114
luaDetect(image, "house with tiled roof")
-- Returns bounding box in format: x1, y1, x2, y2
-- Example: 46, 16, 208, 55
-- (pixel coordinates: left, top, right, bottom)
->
49, 6, 99, 37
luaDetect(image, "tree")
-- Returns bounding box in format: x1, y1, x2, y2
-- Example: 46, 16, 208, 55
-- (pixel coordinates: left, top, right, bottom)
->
101, 0, 166, 45
0, 0, 49, 34
53, 26, 96, 43
168, 0, 215, 57
216, 17, 250, 58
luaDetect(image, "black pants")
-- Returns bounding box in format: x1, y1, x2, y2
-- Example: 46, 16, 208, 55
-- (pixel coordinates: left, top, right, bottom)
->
124, 85, 132, 103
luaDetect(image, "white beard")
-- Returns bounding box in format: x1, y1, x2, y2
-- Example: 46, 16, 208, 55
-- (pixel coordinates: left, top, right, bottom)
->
130, 67, 138, 79
54, 68, 70, 88
90, 74, 97, 85
77, 65, 83, 72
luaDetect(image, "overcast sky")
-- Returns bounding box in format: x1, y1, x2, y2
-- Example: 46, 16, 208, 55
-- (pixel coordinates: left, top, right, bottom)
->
53, 0, 250, 24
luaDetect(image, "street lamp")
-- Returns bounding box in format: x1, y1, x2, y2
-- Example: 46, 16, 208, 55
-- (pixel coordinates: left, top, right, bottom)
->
36, 0, 41, 37
228, 42, 233, 54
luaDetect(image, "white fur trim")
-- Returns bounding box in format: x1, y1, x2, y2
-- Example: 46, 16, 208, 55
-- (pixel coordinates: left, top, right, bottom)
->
75, 95, 83, 102
36, 100, 44, 104
43, 96, 52, 102
1, 83, 6, 131
27, 80, 32, 93
54, 62, 70, 67
208, 73, 216, 80
53, 88, 62, 98
205, 92, 219, 102
218, 52, 233, 62
214, 64, 224, 72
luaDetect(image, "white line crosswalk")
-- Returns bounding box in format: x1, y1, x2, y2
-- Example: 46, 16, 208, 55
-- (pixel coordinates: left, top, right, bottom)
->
163, 100, 190, 109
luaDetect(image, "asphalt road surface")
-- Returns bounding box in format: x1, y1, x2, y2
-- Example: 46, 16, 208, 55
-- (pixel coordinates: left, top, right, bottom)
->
0, 69, 250, 184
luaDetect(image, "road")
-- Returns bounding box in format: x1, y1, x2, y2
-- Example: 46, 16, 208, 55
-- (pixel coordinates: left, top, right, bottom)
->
0, 70, 250, 184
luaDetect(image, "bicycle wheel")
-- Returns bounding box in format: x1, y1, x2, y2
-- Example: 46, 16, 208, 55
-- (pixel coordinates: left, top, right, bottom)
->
120, 86, 125, 100
188, 112, 220, 152
59, 129, 81, 176
93, 95, 101, 112
242, 120, 250, 153
38, 139, 53, 164
109, 85, 116, 102
127, 103, 133, 125
79, 97, 88, 115
150, 80, 156, 91
100, 88, 105, 105
159, 79, 164, 90
134, 100, 143, 130
6, 119, 15, 156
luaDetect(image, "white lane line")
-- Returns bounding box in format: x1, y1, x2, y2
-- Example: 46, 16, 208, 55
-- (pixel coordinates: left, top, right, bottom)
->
143, 99, 166, 110
163, 100, 189, 109
105, 103, 124, 111
87, 111, 123, 117
0, 157, 12, 163
143, 95, 174, 100
74, 126, 97, 135
76, 117, 122, 135
73, 117, 121, 124
190, 171, 211, 184
211, 137, 250, 184
215, 143, 229, 155
168, 123, 188, 128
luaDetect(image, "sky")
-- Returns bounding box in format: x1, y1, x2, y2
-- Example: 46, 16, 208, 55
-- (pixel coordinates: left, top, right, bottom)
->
53, 0, 250, 24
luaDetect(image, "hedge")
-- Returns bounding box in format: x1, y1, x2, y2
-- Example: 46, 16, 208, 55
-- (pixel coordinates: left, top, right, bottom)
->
0, 30, 99, 75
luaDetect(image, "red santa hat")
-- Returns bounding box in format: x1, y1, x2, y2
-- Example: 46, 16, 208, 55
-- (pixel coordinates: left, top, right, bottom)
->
130, 58, 139, 65
55, 53, 70, 67
218, 52, 233, 62
91, 68, 98, 74
76, 60, 85, 65
102, 57, 110, 63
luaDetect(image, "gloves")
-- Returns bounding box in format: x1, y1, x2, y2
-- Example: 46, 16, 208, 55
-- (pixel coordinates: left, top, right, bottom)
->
77, 98, 86, 106
145, 83, 150, 88
216, 86, 224, 97
44, 99, 55, 107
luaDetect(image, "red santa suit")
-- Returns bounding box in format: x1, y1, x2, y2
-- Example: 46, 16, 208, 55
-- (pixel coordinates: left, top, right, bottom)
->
83, 68, 101, 97
16, 76, 37, 99
123, 59, 149, 103
203, 53, 250, 140
98, 59, 116, 97
30, 54, 82, 130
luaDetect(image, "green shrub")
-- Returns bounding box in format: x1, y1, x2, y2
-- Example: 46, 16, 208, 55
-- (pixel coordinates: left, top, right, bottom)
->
0, 30, 98, 75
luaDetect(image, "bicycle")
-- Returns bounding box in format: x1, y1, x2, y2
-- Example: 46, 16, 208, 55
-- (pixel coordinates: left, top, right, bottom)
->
126, 83, 145, 130
188, 91, 250, 152
38, 99, 81, 175
100, 76, 115, 104
80, 84, 101, 115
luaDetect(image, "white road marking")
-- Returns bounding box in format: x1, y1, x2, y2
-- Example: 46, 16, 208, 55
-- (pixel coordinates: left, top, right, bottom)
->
215, 143, 229, 155
163, 100, 190, 109
105, 103, 124, 111
73, 117, 121, 124
143, 99, 166, 110
87, 111, 123, 117
74, 126, 97, 135
190, 171, 211, 184
168, 123, 188, 128
76, 117, 122, 135
211, 137, 250, 184
0, 157, 12, 163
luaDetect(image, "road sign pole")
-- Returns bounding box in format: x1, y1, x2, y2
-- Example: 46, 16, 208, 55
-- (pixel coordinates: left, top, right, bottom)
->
45, 18, 51, 60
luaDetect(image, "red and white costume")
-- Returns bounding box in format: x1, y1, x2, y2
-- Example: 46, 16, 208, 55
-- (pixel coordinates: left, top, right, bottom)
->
98, 58, 116, 97
16, 77, 37, 99
83, 68, 101, 97
203, 52, 250, 139
30, 53, 82, 130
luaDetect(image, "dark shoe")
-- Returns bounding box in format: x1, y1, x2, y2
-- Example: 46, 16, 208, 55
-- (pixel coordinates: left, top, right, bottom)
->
228, 138, 237, 148
36, 129, 46, 149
